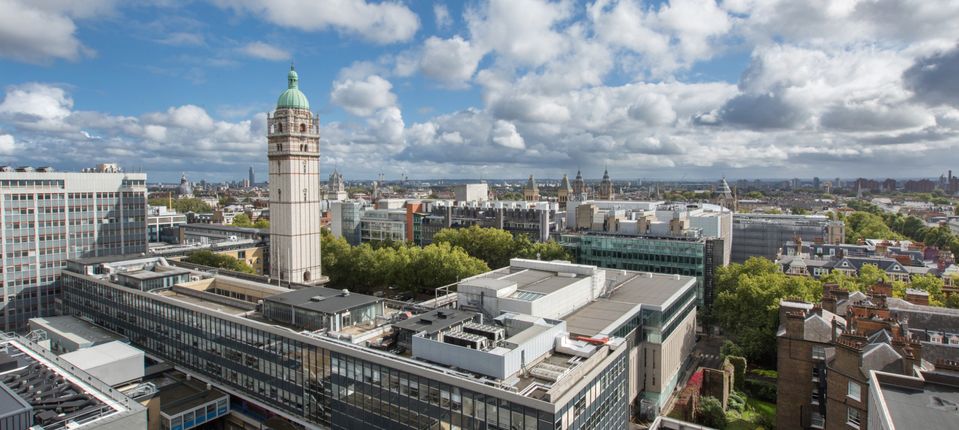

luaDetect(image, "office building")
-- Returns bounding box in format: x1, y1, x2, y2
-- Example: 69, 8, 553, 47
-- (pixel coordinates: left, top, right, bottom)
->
0, 164, 147, 331
267, 66, 322, 284
731, 213, 844, 263
59, 255, 698, 428
0, 333, 147, 429
419, 200, 563, 244
249, 166, 255, 186
453, 183, 489, 203
147, 205, 187, 242
331, 200, 367, 245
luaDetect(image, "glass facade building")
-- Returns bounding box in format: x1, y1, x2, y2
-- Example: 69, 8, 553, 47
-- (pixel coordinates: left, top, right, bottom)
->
60, 268, 630, 430
559, 233, 723, 307
0, 172, 147, 331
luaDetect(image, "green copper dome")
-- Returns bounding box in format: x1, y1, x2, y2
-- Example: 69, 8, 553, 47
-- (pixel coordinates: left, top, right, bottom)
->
276, 65, 309, 110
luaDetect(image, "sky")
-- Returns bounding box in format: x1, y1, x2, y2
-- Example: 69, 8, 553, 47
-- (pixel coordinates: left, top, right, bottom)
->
1, 0, 959, 183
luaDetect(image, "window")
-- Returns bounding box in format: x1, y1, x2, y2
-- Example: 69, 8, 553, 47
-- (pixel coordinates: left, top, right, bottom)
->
300, 123, 306, 132
812, 345, 826, 360
847, 407, 861, 429
847, 381, 861, 401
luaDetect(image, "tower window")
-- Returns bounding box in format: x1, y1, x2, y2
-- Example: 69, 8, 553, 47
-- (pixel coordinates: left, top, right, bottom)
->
278, 144, 283, 152
277, 123, 283, 133
300, 123, 306, 133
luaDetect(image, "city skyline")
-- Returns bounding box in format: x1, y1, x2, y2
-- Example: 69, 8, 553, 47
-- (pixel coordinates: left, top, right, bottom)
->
1, 1, 958, 182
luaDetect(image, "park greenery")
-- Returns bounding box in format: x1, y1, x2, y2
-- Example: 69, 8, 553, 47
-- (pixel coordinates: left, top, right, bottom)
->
432, 225, 571, 269
147, 197, 212, 213
231, 213, 269, 229
321, 230, 489, 295
183, 250, 254, 273
319, 226, 571, 296
843, 200, 959, 255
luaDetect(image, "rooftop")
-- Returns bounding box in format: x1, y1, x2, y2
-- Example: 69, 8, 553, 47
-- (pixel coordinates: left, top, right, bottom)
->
264, 286, 382, 315
29, 316, 126, 347
872, 370, 959, 429
393, 309, 479, 335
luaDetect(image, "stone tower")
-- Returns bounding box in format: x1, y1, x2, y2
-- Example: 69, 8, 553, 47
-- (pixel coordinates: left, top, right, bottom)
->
572, 169, 587, 199
558, 174, 573, 209
267, 65, 322, 284
523, 175, 540, 201
598, 168, 614, 200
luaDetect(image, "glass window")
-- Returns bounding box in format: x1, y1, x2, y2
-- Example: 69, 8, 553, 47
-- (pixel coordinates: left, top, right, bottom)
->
847, 407, 861, 429
847, 381, 861, 401
812, 345, 826, 360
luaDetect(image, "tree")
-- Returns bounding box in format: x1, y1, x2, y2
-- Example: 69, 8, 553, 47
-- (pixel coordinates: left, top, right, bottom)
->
720, 340, 744, 360
909, 274, 945, 306
745, 191, 764, 199
696, 396, 727, 429
844, 212, 902, 243
945, 294, 959, 309
253, 218, 270, 229
819, 270, 864, 292
433, 226, 516, 269
183, 250, 254, 273
148, 197, 212, 213
858, 264, 889, 287
232, 213, 253, 227
713, 257, 822, 365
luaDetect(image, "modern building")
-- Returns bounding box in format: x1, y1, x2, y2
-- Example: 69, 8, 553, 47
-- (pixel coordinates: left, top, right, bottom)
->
0, 164, 147, 331
359, 208, 408, 243
147, 205, 187, 242
267, 66, 323, 284
419, 200, 564, 244
249, 166, 255, 186
453, 183, 489, 203
0, 333, 147, 429
868, 369, 959, 430
330, 200, 367, 245
59, 255, 699, 428
731, 213, 844, 263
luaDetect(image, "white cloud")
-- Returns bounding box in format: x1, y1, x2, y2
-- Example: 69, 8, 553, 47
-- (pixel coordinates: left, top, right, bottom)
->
491, 120, 525, 149
240, 41, 291, 61
433, 3, 452, 29
419, 36, 485, 86
212, 0, 420, 44
0, 0, 93, 63
467, 0, 571, 66
0, 134, 15, 154
330, 75, 397, 117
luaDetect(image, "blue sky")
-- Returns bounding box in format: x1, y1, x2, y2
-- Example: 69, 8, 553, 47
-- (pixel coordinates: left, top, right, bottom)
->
1, 0, 958, 183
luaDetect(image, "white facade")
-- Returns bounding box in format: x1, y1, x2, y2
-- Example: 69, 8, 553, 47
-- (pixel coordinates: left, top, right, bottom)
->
267, 80, 323, 284
0, 169, 147, 330
454, 183, 489, 202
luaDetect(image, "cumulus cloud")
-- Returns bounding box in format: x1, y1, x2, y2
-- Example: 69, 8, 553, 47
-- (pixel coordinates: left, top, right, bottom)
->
240, 41, 291, 61
904, 44, 959, 107
0, 134, 15, 154
330, 75, 398, 117
212, 0, 419, 44
419, 36, 485, 87
0, 0, 102, 63
491, 120, 525, 149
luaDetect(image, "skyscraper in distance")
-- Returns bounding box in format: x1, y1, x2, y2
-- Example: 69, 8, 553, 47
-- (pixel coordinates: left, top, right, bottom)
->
249, 166, 255, 185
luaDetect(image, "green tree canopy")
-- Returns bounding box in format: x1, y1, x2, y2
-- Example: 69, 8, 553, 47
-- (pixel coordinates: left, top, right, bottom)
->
148, 197, 212, 213
183, 250, 254, 273
713, 257, 823, 365
432, 225, 571, 269
844, 212, 902, 243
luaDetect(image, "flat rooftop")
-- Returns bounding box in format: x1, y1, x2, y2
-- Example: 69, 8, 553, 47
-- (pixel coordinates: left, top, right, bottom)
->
30, 315, 126, 346
876, 373, 959, 429
562, 271, 695, 337
157, 290, 251, 315
157, 378, 227, 416
265, 286, 381, 315
393, 309, 478, 334
118, 266, 190, 280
